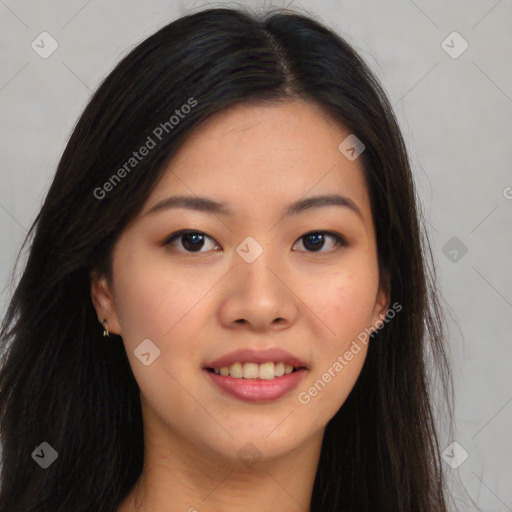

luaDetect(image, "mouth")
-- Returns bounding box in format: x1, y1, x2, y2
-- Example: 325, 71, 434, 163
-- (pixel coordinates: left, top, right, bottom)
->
203, 348, 308, 402
203, 356, 308, 402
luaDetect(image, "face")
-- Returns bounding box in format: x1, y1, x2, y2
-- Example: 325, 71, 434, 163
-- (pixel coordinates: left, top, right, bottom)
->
91, 99, 389, 466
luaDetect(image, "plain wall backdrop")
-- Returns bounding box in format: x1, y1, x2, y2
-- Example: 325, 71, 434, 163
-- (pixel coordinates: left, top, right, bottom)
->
0, 1, 511, 510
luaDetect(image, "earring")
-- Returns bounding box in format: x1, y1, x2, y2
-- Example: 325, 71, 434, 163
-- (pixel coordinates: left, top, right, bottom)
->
102, 318, 110, 337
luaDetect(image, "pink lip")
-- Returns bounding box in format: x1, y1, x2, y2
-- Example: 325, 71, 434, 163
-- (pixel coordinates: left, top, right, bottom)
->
204, 348, 307, 369
204, 368, 307, 402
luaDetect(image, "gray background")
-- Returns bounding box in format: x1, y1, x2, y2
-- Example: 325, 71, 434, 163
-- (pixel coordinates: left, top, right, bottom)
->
1, 0, 511, 510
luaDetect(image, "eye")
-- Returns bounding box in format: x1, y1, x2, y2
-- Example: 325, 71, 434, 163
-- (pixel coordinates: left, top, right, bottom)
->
162, 230, 221, 253
292, 231, 347, 253
162, 229, 347, 254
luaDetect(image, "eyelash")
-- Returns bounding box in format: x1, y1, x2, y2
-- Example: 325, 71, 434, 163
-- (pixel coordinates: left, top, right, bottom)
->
162, 229, 347, 254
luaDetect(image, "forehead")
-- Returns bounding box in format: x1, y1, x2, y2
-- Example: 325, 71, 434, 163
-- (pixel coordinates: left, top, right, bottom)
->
143, 99, 372, 225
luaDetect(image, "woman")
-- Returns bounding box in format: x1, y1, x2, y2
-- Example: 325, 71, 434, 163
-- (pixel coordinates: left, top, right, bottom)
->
0, 6, 453, 512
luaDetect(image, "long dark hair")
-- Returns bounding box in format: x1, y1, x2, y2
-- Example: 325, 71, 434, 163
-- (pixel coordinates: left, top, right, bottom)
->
0, 6, 453, 511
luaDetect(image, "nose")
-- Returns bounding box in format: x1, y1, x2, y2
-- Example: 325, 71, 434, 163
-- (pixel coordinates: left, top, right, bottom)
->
218, 246, 299, 332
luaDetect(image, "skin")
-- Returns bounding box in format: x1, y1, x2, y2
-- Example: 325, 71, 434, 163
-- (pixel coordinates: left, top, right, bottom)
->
91, 99, 389, 512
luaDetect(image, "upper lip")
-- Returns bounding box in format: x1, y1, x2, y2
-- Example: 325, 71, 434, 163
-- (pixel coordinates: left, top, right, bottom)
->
204, 348, 308, 369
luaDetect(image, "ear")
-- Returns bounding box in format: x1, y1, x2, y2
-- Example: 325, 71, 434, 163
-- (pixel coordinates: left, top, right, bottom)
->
369, 268, 391, 329
90, 270, 122, 335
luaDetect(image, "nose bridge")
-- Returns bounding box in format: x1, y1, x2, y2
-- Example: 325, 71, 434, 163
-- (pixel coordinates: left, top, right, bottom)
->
234, 234, 281, 295
219, 233, 297, 330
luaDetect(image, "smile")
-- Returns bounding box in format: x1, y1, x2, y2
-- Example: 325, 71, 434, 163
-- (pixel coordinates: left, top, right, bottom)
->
203, 365, 307, 403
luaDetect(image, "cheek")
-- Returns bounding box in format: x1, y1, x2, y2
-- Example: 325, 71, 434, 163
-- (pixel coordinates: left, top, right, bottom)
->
110, 258, 208, 413
111, 251, 209, 343
298, 274, 373, 419
305, 265, 378, 347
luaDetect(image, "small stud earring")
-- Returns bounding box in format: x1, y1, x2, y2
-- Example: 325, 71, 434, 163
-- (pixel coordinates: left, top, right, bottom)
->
101, 318, 110, 337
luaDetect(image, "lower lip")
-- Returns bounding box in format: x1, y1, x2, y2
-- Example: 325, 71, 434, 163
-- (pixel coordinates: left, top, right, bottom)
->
204, 368, 307, 402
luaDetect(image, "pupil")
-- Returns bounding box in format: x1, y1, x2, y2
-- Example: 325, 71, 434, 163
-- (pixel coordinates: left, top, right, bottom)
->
304, 233, 324, 251
183, 233, 204, 251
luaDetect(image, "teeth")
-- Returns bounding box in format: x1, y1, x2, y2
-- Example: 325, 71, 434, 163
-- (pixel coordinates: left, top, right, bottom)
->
213, 361, 299, 379
230, 362, 243, 378
258, 362, 275, 380
243, 362, 259, 379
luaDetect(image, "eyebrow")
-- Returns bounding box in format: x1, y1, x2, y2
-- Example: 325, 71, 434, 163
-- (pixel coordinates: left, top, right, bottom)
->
145, 193, 364, 221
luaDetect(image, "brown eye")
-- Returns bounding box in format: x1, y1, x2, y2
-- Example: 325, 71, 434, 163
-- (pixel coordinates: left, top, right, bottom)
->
162, 229, 346, 254
293, 231, 346, 253
163, 230, 220, 253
